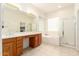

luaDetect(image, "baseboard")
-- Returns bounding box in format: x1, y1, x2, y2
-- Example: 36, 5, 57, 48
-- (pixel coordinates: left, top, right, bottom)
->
60, 43, 76, 49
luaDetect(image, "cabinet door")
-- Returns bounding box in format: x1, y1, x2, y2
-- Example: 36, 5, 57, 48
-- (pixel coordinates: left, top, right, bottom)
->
29, 35, 40, 48
12, 46, 17, 56
17, 47, 23, 56
29, 36, 36, 48
3, 38, 17, 56
35, 35, 39, 47
34, 34, 42, 46
3, 43, 13, 56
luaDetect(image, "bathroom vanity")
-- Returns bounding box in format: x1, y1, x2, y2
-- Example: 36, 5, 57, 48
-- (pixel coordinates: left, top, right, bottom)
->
2, 32, 42, 56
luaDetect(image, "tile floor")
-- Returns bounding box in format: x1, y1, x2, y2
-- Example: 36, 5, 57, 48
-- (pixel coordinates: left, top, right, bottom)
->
22, 43, 79, 56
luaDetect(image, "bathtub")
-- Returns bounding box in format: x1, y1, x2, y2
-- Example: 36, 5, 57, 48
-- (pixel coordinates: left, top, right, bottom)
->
42, 32, 62, 45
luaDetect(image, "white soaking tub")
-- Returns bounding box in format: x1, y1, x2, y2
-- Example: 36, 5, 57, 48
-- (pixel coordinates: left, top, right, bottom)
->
42, 32, 61, 45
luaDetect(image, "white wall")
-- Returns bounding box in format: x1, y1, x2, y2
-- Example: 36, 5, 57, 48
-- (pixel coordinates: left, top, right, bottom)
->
19, 3, 47, 33
77, 10, 79, 49
29, 4, 47, 33
46, 6, 74, 34
2, 4, 34, 34
45, 5, 76, 46
0, 4, 2, 56
46, 5, 75, 33
75, 4, 79, 50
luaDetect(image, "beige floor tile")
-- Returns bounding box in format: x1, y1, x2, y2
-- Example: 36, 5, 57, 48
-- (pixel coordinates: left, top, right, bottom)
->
22, 43, 79, 56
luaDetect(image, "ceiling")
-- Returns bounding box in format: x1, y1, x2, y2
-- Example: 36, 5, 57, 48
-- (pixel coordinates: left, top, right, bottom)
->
31, 3, 74, 14
11, 3, 74, 15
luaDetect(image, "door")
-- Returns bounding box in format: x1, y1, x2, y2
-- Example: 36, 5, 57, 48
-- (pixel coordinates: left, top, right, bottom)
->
62, 17, 75, 47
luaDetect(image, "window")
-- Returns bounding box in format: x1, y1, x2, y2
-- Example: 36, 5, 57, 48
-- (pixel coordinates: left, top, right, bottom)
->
47, 17, 60, 31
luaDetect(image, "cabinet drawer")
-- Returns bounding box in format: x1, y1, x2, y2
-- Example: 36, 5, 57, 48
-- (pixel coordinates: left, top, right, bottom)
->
17, 40, 23, 44
3, 38, 16, 44
16, 39, 23, 48
17, 43, 23, 48
3, 39, 12, 44
16, 37, 23, 44
16, 37, 23, 41
3, 42, 16, 47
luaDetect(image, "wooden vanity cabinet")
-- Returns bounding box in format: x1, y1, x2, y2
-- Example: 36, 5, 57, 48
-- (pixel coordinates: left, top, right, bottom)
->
2, 37, 23, 56
29, 34, 42, 48
2, 33, 42, 56
2, 38, 17, 56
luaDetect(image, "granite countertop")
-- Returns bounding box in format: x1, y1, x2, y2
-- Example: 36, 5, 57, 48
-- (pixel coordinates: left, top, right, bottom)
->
2, 32, 41, 39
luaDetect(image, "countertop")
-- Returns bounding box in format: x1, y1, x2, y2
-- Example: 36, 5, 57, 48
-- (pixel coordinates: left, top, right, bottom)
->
2, 32, 42, 39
